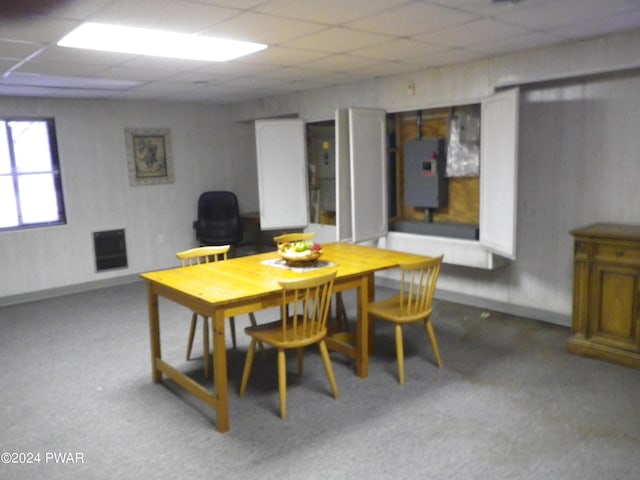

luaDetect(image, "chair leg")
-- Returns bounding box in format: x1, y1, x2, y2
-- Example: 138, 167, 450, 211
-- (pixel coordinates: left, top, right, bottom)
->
297, 348, 304, 375
277, 349, 287, 419
318, 340, 339, 399
395, 324, 405, 385
229, 316, 237, 349
368, 316, 376, 354
249, 313, 266, 358
425, 318, 443, 368
335, 293, 349, 332
239, 339, 257, 396
186, 312, 198, 360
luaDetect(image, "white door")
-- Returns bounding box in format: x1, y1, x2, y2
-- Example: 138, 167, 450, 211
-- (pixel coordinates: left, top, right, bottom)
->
335, 108, 352, 242
336, 107, 388, 243
255, 119, 309, 229
480, 88, 519, 259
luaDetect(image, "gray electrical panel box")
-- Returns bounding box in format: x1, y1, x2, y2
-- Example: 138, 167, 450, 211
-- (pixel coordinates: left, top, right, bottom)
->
403, 138, 447, 209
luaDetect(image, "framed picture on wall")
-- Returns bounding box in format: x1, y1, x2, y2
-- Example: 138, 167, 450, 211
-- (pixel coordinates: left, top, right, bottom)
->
125, 127, 174, 186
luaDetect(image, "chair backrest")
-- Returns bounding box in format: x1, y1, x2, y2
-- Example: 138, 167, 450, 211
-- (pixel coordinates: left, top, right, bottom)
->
194, 191, 243, 246
277, 270, 337, 344
274, 232, 315, 251
398, 255, 444, 320
176, 245, 230, 267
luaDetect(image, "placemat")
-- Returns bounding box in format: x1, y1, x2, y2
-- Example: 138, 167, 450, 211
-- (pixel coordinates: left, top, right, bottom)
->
261, 258, 338, 273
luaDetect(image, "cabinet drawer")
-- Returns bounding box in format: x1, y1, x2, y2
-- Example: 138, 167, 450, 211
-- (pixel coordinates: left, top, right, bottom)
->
595, 243, 640, 263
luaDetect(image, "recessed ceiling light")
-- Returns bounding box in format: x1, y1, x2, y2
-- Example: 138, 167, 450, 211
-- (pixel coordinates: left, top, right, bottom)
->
58, 22, 267, 62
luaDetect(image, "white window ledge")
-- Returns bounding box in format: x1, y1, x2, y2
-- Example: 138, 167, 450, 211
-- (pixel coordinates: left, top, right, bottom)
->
378, 231, 508, 270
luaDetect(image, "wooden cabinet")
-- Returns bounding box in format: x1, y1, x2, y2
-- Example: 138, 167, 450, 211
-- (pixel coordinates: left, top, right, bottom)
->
568, 223, 640, 368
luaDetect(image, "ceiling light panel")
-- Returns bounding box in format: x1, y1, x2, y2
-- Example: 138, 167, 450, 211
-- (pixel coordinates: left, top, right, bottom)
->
58, 23, 267, 62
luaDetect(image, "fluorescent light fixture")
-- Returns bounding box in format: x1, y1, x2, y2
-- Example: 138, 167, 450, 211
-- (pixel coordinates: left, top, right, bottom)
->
58, 22, 267, 62
0, 72, 140, 90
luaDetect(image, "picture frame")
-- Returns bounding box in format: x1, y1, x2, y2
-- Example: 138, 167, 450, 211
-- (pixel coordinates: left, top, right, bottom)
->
125, 128, 174, 186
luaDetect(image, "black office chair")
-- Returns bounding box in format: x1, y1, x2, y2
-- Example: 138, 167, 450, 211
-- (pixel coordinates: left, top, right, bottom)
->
193, 191, 244, 248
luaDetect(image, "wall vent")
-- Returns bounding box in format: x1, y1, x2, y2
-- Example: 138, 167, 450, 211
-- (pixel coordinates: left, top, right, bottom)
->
93, 229, 128, 271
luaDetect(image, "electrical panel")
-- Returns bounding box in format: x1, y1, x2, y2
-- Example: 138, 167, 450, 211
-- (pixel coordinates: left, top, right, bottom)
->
403, 138, 447, 209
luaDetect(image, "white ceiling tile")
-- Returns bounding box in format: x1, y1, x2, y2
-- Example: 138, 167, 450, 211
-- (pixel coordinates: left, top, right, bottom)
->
414, 18, 533, 48
545, 10, 640, 40
346, 2, 480, 36
355, 60, 428, 77
0, 39, 45, 59
91, 0, 240, 34
46, 0, 114, 21
96, 65, 176, 82
194, 0, 270, 8
284, 27, 391, 53
189, 61, 280, 78
423, 0, 554, 17
2, 0, 640, 102
116, 55, 213, 71
403, 47, 485, 69
200, 12, 327, 44
32, 44, 134, 66
13, 60, 108, 78
261, 65, 342, 81
300, 54, 384, 72
497, 0, 640, 31
353, 38, 450, 61
227, 46, 330, 67
256, 0, 412, 24
467, 31, 567, 56
0, 17, 78, 43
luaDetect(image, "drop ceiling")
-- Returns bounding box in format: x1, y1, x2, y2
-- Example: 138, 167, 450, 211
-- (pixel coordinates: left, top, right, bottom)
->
2, 0, 640, 104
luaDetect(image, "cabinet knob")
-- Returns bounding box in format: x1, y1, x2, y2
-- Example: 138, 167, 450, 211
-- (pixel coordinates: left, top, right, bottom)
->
616, 250, 624, 257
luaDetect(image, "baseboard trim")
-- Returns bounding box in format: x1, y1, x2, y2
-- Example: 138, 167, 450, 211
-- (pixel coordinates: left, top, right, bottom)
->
376, 276, 571, 328
0, 275, 142, 307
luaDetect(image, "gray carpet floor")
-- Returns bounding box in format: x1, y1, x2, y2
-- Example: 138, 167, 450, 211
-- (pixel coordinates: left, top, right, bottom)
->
1, 280, 639, 480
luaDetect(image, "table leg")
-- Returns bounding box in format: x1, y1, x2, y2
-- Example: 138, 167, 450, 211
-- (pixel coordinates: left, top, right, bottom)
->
147, 283, 162, 383
203, 315, 211, 378
355, 275, 370, 378
212, 309, 229, 433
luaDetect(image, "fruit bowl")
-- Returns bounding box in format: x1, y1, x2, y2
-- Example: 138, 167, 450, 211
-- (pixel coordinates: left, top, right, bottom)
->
278, 241, 323, 266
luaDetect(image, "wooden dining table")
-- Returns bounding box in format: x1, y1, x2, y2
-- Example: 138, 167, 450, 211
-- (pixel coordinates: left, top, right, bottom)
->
141, 242, 431, 433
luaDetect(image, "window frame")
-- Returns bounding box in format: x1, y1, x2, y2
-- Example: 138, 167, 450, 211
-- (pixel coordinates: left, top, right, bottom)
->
0, 117, 67, 232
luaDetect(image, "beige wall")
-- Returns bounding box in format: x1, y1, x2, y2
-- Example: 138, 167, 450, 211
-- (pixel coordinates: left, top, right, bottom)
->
4, 29, 640, 326
232, 29, 640, 325
0, 98, 256, 300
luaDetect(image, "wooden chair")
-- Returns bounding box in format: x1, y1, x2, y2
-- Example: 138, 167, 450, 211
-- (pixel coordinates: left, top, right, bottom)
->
239, 270, 339, 419
273, 232, 316, 250
368, 255, 444, 385
274, 232, 349, 332
176, 246, 259, 376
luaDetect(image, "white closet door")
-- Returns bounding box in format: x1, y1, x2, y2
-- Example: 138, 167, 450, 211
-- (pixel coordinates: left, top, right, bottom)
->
335, 108, 352, 242
348, 108, 388, 243
480, 88, 519, 259
255, 119, 309, 229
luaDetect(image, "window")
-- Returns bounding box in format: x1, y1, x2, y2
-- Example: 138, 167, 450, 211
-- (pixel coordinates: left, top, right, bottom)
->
0, 118, 66, 231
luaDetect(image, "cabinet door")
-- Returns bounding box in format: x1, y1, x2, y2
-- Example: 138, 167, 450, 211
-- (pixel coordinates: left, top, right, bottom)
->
336, 107, 388, 243
336, 108, 352, 242
349, 107, 388, 243
255, 119, 309, 229
480, 88, 519, 259
589, 262, 640, 352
